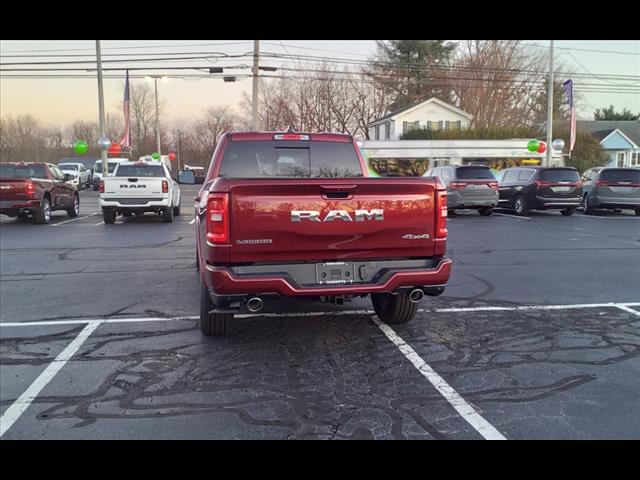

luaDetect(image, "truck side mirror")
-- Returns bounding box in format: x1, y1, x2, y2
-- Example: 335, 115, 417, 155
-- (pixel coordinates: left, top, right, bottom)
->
177, 169, 196, 184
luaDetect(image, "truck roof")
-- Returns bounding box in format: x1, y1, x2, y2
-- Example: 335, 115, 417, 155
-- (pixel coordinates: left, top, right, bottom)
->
229, 132, 352, 143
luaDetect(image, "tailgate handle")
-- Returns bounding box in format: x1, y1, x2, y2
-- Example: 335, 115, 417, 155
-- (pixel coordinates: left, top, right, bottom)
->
128, 178, 138, 182
320, 185, 357, 199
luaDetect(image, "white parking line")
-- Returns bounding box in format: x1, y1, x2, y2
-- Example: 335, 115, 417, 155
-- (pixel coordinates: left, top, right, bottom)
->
50, 213, 97, 227
373, 317, 506, 440
615, 305, 640, 317
493, 212, 531, 220
3, 302, 640, 327
575, 214, 638, 220
0, 320, 102, 438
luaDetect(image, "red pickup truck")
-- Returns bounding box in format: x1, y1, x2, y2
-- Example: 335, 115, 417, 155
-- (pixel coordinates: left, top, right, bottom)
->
192, 132, 451, 336
0, 162, 80, 224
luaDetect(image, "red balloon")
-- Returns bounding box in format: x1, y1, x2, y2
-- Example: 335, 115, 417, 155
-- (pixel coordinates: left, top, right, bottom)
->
168, 152, 176, 161
108, 142, 122, 155
537, 142, 547, 154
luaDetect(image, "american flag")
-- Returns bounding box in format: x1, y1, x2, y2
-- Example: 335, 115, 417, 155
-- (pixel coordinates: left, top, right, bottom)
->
119, 70, 131, 148
563, 79, 576, 152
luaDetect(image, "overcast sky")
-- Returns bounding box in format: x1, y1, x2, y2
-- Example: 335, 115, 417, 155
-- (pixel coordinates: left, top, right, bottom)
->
1, 40, 638, 127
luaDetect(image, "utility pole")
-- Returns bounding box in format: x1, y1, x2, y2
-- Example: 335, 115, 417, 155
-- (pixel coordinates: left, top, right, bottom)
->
546, 40, 554, 166
252, 40, 260, 131
176, 130, 181, 171
96, 40, 109, 176
154, 77, 162, 161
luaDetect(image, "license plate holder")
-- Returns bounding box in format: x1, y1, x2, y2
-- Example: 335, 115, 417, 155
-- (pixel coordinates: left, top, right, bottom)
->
316, 262, 355, 285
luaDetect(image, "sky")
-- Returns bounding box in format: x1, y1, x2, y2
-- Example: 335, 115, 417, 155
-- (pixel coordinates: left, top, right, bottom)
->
1, 40, 638, 128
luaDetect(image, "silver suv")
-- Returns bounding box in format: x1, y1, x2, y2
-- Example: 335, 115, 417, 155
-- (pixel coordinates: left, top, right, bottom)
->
426, 165, 499, 216
581, 167, 640, 216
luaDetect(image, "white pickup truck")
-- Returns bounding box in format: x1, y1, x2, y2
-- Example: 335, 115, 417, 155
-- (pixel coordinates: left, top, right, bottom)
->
99, 160, 181, 224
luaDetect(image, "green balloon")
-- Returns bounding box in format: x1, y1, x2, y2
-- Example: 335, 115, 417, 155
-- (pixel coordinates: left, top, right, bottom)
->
151, 152, 160, 160
527, 140, 539, 152
73, 140, 88, 155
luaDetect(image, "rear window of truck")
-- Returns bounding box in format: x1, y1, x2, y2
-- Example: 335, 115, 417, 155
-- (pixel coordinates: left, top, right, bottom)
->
599, 169, 640, 183
455, 166, 496, 180
0, 164, 47, 179
539, 169, 580, 182
115, 165, 166, 177
219, 141, 363, 178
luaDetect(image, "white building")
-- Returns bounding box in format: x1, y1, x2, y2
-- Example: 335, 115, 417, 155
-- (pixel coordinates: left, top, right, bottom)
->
368, 97, 473, 141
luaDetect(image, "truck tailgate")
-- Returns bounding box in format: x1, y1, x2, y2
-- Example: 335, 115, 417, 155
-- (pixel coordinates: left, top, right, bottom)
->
103, 177, 164, 197
224, 178, 438, 263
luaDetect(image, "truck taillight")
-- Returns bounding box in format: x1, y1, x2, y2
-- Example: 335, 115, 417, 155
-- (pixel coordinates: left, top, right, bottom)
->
207, 193, 229, 244
449, 182, 467, 190
162, 180, 169, 193
25, 181, 36, 197
99, 180, 104, 193
488, 181, 499, 190
274, 134, 310, 141
435, 189, 448, 239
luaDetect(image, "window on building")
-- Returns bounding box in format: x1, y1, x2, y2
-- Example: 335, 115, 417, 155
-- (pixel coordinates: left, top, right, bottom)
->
631, 152, 639, 166
375, 125, 380, 140
445, 121, 450, 131
616, 152, 626, 167
456, 120, 462, 129
438, 121, 443, 131
385, 122, 391, 140
427, 121, 432, 131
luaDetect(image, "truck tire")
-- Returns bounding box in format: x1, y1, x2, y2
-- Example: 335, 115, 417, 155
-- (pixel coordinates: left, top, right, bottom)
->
66, 194, 79, 217
200, 280, 229, 336
479, 207, 493, 216
635, 208, 640, 217
513, 195, 529, 216
561, 207, 575, 216
371, 292, 417, 325
163, 206, 174, 223
103, 210, 116, 224
34, 196, 51, 224
583, 194, 594, 215
173, 204, 181, 216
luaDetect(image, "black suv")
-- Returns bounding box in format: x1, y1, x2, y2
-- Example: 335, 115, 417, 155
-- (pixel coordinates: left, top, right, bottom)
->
496, 166, 583, 216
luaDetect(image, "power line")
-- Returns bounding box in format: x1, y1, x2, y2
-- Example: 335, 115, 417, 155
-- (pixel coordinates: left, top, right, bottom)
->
0, 41, 254, 54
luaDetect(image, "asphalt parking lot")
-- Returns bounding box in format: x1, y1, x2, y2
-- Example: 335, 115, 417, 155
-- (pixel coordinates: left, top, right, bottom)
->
1, 185, 639, 439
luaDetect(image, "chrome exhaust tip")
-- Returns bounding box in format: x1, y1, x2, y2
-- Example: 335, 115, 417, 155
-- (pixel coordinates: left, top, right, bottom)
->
246, 296, 263, 313
409, 289, 424, 303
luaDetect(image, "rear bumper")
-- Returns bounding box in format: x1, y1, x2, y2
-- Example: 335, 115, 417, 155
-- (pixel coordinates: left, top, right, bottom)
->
0, 199, 41, 214
591, 196, 640, 208
535, 196, 581, 209
448, 191, 498, 209
204, 258, 452, 297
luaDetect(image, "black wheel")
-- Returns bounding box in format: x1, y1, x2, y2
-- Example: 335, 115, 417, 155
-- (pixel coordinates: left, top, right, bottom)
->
16, 212, 31, 221
103, 211, 116, 224
67, 194, 79, 217
583, 194, 594, 215
479, 207, 493, 216
93, 185, 98, 191
513, 195, 529, 216
122, 212, 133, 217
200, 279, 230, 336
163, 206, 174, 223
561, 207, 576, 216
34, 196, 51, 224
173, 204, 181, 216
635, 208, 640, 217
371, 292, 417, 325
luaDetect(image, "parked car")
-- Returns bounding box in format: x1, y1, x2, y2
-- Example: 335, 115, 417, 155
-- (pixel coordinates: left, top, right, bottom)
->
58, 162, 91, 188
425, 165, 498, 216
581, 167, 640, 216
0, 162, 80, 224
182, 131, 451, 336
99, 160, 181, 224
497, 166, 582, 216
92, 158, 125, 190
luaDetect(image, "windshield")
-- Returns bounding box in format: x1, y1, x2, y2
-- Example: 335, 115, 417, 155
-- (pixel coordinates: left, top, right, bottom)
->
599, 169, 640, 183
95, 162, 119, 174
219, 141, 363, 178
115, 165, 166, 177
540, 169, 580, 182
59, 164, 78, 171
455, 166, 496, 180
0, 164, 48, 179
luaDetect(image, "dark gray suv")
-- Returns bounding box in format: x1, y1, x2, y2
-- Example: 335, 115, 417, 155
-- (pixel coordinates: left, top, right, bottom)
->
581, 167, 640, 216
426, 165, 499, 216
